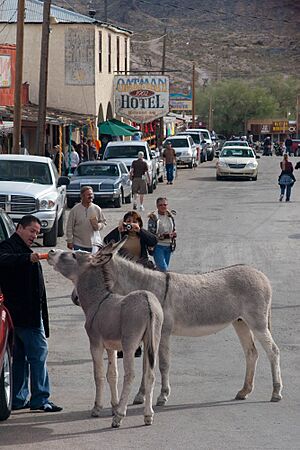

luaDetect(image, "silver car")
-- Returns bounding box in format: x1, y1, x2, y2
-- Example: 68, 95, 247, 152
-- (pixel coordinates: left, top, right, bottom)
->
66, 161, 132, 208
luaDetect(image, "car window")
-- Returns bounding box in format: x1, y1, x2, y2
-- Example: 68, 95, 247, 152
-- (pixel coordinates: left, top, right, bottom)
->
76, 164, 119, 177
0, 161, 52, 184
223, 141, 248, 147
104, 145, 146, 159
167, 139, 188, 148
221, 148, 254, 158
200, 131, 209, 139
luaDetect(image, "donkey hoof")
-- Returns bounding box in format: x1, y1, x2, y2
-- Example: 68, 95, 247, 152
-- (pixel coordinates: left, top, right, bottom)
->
91, 406, 102, 417
235, 391, 247, 401
133, 393, 145, 405
156, 395, 167, 406
112, 413, 123, 428
144, 415, 153, 426
271, 394, 282, 402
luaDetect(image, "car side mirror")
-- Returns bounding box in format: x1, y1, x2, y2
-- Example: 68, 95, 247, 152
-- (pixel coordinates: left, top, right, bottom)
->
256, 155, 260, 159
58, 176, 70, 186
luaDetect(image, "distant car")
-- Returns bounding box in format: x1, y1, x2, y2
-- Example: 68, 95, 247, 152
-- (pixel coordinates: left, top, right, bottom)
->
151, 150, 164, 183
66, 161, 132, 208
222, 140, 250, 148
163, 135, 197, 168
291, 139, 300, 156
176, 130, 203, 163
187, 128, 215, 161
0, 209, 15, 421
216, 146, 259, 180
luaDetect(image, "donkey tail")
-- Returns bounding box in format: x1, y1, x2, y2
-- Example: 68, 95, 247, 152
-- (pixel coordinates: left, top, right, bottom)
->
143, 295, 163, 370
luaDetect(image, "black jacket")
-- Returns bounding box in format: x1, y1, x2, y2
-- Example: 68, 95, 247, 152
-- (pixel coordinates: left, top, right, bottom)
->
104, 227, 157, 260
0, 233, 49, 337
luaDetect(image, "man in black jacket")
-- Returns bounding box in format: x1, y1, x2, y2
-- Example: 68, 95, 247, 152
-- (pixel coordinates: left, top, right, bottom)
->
0, 215, 62, 412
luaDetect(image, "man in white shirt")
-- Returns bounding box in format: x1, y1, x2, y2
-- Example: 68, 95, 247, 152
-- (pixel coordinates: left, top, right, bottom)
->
66, 186, 106, 252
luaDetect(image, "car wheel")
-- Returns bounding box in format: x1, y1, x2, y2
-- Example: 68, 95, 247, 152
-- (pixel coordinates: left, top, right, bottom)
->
0, 347, 12, 421
216, 174, 222, 180
57, 209, 65, 237
114, 193, 122, 208
43, 216, 58, 247
252, 175, 257, 181
125, 191, 132, 204
188, 160, 193, 168
67, 198, 75, 209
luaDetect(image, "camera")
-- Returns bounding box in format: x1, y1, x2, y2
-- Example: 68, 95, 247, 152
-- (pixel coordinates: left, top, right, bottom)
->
124, 223, 133, 231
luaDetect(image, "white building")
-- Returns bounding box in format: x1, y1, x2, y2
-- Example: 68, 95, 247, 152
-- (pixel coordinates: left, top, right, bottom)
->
0, 0, 132, 124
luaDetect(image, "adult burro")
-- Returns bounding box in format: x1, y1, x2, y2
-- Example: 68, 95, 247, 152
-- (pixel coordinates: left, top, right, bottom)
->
69, 239, 283, 407
47, 242, 163, 428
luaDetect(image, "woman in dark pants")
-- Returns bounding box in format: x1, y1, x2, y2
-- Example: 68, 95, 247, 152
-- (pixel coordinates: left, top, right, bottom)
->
278, 154, 296, 202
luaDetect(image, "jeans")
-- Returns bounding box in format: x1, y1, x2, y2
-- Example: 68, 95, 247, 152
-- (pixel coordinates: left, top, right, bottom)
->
165, 164, 174, 183
154, 244, 172, 272
12, 319, 50, 409
280, 184, 292, 200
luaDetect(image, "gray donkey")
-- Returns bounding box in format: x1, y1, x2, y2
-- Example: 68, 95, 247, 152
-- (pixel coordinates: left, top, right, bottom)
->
48, 245, 163, 428
88, 239, 282, 407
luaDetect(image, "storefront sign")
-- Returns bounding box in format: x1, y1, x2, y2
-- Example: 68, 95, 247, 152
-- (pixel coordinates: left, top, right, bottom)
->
272, 121, 289, 133
0, 55, 11, 88
114, 75, 169, 123
170, 99, 192, 111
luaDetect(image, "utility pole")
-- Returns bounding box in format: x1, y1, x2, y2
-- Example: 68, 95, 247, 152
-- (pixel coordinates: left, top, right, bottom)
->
104, 0, 108, 21
13, 0, 25, 154
159, 27, 167, 145
36, 0, 51, 156
192, 62, 195, 128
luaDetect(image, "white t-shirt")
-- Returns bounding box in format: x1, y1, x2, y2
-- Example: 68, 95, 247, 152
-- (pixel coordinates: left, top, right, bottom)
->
66, 203, 106, 248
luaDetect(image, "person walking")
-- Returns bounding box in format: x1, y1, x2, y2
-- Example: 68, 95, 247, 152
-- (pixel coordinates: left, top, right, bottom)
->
130, 151, 149, 211
285, 135, 293, 156
66, 186, 107, 252
148, 197, 177, 272
0, 215, 62, 412
65, 145, 80, 174
163, 141, 176, 185
278, 154, 296, 202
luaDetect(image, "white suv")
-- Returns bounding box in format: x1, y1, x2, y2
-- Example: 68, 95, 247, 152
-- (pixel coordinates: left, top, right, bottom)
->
187, 128, 215, 161
163, 135, 197, 168
0, 155, 68, 246
102, 141, 157, 193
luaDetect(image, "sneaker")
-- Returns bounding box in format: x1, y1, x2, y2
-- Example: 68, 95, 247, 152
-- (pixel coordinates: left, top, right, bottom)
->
279, 194, 283, 202
30, 401, 63, 413
286, 198, 290, 202
139, 205, 144, 211
133, 203, 137, 210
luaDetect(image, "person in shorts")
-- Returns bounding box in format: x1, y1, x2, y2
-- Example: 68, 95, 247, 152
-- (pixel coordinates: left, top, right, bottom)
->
130, 151, 149, 211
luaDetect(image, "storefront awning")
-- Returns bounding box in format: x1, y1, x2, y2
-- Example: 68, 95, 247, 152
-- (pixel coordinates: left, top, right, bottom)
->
98, 119, 138, 136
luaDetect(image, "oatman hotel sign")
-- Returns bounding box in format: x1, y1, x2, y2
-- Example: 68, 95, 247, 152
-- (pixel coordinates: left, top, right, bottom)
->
114, 75, 169, 124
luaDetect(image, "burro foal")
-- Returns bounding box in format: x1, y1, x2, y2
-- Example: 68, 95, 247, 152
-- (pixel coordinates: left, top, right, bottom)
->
48, 244, 163, 428
90, 240, 282, 406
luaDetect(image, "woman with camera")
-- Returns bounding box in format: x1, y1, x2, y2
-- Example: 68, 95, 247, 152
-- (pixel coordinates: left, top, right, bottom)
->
103, 211, 157, 266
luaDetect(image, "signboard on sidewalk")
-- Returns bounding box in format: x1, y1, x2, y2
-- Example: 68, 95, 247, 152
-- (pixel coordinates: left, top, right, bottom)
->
114, 75, 169, 123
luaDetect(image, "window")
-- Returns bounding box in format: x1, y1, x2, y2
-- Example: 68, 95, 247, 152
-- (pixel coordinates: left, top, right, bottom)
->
124, 38, 128, 74
108, 34, 112, 73
98, 31, 102, 72
116, 36, 120, 73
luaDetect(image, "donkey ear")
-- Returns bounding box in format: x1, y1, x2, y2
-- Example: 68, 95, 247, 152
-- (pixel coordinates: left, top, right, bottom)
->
91, 236, 128, 266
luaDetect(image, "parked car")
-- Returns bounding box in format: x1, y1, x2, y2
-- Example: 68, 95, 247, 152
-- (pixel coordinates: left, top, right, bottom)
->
187, 128, 215, 160
176, 130, 203, 163
66, 161, 132, 208
0, 209, 15, 421
151, 150, 164, 182
222, 140, 250, 148
0, 155, 69, 247
102, 140, 157, 193
163, 135, 197, 168
216, 146, 259, 180
292, 139, 300, 156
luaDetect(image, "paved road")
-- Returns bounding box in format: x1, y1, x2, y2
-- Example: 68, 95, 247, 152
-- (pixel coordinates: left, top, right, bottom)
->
1, 156, 300, 449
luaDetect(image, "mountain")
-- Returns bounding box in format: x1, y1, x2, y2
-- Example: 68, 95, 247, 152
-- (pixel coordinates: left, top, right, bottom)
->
54, 0, 299, 87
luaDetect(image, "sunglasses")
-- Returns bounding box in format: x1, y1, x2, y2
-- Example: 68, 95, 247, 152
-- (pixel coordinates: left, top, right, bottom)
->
158, 203, 168, 207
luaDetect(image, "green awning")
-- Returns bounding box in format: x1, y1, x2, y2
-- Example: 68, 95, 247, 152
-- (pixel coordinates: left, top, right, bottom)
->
110, 119, 139, 132
98, 120, 134, 136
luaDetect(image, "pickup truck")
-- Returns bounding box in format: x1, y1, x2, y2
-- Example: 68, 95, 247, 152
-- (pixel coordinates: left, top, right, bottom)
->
0, 155, 69, 247
102, 141, 157, 193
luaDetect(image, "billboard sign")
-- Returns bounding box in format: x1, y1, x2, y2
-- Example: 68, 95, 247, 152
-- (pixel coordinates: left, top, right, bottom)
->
114, 75, 169, 123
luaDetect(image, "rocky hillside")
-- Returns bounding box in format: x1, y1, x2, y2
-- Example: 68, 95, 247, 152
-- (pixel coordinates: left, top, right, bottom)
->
55, 0, 299, 87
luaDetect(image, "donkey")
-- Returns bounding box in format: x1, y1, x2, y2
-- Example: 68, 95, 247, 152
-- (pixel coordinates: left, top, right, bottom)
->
48, 246, 163, 428
88, 239, 282, 407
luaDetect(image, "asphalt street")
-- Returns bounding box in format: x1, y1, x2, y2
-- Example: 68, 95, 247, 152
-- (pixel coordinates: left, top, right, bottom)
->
1, 155, 299, 449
